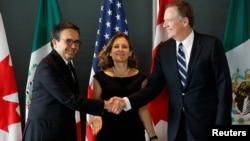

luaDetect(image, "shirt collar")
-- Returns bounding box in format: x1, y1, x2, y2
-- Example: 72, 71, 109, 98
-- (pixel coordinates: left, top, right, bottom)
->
176, 30, 194, 48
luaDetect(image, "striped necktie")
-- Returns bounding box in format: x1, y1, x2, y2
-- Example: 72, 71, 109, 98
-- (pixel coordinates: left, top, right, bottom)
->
177, 43, 187, 87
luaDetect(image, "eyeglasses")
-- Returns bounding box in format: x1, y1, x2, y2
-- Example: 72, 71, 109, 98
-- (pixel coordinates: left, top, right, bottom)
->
60, 39, 81, 46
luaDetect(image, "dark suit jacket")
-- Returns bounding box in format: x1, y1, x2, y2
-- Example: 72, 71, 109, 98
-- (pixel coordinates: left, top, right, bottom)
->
23, 49, 104, 141
128, 31, 232, 141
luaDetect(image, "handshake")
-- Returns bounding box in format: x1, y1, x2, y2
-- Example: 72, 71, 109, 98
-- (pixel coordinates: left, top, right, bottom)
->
104, 96, 127, 115
89, 96, 127, 135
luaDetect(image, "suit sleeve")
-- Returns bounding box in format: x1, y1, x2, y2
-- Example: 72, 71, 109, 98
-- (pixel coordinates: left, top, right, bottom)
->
128, 44, 167, 109
37, 62, 104, 115
212, 39, 232, 124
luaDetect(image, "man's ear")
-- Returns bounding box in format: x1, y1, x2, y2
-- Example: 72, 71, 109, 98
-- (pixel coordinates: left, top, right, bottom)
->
52, 39, 57, 48
183, 17, 189, 26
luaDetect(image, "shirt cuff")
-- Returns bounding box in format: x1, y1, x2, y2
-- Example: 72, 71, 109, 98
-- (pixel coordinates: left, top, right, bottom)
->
123, 97, 131, 111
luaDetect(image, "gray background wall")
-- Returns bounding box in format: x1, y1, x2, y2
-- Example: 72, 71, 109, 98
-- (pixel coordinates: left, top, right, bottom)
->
0, 0, 229, 132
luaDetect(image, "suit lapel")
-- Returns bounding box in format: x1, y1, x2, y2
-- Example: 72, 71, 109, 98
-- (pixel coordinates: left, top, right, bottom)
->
165, 40, 184, 90
185, 33, 202, 89
66, 63, 79, 90
51, 50, 79, 92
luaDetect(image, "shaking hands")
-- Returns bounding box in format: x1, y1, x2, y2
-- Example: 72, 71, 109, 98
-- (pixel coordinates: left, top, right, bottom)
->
90, 97, 128, 135
104, 96, 126, 114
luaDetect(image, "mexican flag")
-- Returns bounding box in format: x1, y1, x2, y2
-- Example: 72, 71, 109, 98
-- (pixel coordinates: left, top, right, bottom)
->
0, 12, 22, 141
223, 0, 250, 124
25, 0, 62, 121
25, 1, 85, 140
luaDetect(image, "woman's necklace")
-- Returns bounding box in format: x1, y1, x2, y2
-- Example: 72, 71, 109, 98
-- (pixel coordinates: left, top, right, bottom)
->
112, 67, 130, 76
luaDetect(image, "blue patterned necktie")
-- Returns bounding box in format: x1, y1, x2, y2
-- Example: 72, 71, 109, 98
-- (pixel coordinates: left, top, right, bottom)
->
177, 43, 187, 87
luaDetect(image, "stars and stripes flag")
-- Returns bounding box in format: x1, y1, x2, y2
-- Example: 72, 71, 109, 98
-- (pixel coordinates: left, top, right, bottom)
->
0, 12, 22, 141
86, 0, 128, 140
147, 0, 175, 140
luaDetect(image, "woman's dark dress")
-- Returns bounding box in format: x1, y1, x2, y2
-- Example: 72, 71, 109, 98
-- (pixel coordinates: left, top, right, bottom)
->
94, 71, 147, 141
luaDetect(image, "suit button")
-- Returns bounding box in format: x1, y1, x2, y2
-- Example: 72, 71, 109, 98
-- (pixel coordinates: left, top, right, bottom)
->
182, 93, 185, 96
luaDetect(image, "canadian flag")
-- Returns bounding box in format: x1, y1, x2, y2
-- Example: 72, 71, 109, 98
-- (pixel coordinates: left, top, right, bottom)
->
147, 0, 175, 141
0, 13, 22, 141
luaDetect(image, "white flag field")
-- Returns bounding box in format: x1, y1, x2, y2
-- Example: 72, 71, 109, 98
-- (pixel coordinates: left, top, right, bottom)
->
223, 0, 250, 124
0, 12, 22, 141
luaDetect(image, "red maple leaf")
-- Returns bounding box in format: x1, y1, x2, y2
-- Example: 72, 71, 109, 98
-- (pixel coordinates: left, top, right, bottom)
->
147, 86, 169, 125
147, 43, 169, 125
0, 55, 21, 132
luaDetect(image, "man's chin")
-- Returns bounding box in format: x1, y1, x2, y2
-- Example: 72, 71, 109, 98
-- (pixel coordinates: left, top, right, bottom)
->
166, 32, 173, 37
65, 55, 75, 60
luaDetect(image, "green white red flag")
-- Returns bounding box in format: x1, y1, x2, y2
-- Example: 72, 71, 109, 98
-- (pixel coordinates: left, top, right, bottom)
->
223, 0, 250, 124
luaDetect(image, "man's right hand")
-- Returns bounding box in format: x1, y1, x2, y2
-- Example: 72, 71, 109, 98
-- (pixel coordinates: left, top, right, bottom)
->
104, 96, 126, 114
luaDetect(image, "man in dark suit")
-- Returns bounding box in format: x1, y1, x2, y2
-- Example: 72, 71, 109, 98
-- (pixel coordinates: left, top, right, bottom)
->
22, 22, 110, 141
108, 1, 232, 141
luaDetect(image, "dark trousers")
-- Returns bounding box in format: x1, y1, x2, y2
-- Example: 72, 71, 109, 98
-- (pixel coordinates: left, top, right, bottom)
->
175, 111, 196, 141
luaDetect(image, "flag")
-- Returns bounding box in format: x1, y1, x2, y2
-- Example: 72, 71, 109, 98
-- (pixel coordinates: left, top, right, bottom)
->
86, 0, 128, 140
223, 0, 250, 124
25, 0, 62, 120
147, 0, 175, 140
25, 1, 87, 140
0, 12, 22, 141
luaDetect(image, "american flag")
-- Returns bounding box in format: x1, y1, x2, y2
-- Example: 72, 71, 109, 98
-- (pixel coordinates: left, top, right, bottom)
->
86, 0, 128, 140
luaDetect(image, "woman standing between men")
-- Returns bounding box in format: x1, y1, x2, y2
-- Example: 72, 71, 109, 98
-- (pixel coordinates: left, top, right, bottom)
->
90, 32, 158, 141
